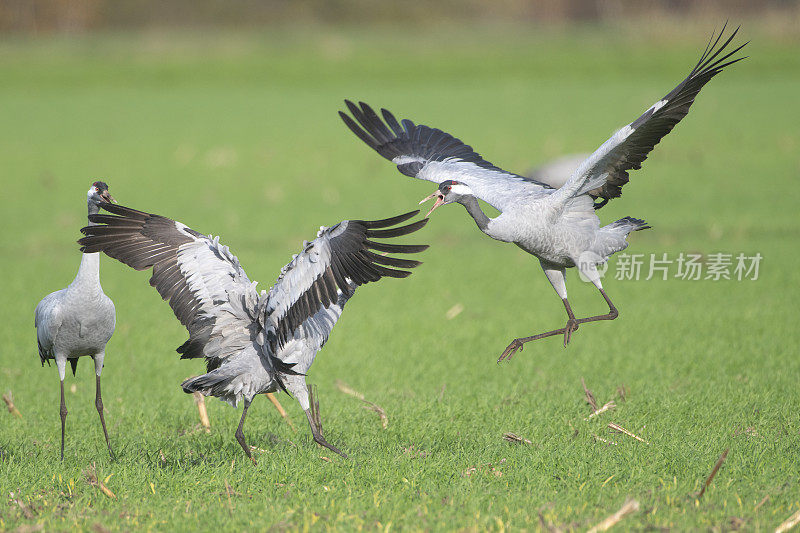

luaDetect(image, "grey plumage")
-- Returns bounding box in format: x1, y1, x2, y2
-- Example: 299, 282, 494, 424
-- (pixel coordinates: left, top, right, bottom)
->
79, 203, 428, 461
525, 154, 608, 206
34, 181, 116, 460
341, 25, 745, 359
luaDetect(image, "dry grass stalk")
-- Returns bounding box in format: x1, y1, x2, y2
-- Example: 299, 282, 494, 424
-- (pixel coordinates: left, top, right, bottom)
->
463, 458, 506, 478
445, 303, 464, 319
503, 432, 533, 445
249, 445, 271, 454
98, 479, 116, 499
84, 463, 116, 499
224, 480, 234, 516
336, 379, 388, 429
335, 380, 364, 400
192, 391, 211, 433
587, 498, 640, 532
585, 401, 616, 421
264, 392, 296, 432
616, 385, 627, 402
697, 448, 729, 499
593, 434, 618, 446
608, 422, 648, 444
13, 497, 34, 519
754, 495, 769, 511
363, 403, 389, 429
775, 509, 800, 533
581, 378, 599, 412
3, 391, 22, 418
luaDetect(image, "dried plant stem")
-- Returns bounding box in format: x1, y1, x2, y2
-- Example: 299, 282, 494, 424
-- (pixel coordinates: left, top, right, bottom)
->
3, 391, 22, 418
593, 434, 618, 446
193, 392, 211, 433
697, 448, 729, 499
336, 380, 388, 429
99, 479, 116, 499
775, 509, 800, 533
224, 479, 234, 516
754, 495, 769, 511
608, 422, 648, 444
85, 463, 115, 499
581, 378, 599, 412
585, 401, 616, 420
335, 380, 364, 400
503, 432, 532, 445
587, 499, 640, 532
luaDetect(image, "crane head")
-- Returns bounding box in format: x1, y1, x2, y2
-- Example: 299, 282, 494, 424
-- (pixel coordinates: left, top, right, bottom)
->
419, 180, 473, 217
88, 181, 116, 204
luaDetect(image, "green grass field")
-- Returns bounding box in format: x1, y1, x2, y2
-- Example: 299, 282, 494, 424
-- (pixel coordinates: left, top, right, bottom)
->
1, 23, 799, 531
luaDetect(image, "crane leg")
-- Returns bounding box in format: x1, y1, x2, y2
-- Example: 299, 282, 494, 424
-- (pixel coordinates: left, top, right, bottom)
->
498, 290, 617, 363
561, 297, 580, 346
59, 378, 68, 461
234, 399, 257, 465
304, 384, 347, 459
94, 375, 115, 459
575, 288, 618, 326
498, 261, 579, 361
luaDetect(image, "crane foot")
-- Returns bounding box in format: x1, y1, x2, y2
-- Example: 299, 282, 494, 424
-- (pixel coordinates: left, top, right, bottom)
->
563, 319, 579, 347
498, 338, 525, 362
497, 325, 571, 362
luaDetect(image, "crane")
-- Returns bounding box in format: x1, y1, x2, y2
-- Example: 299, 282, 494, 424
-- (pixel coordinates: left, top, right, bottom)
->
339, 25, 746, 361
78, 201, 428, 462
35, 181, 117, 460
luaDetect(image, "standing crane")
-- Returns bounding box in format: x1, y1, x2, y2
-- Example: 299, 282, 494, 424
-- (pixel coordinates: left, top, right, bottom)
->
79, 201, 428, 462
339, 26, 746, 361
35, 181, 117, 460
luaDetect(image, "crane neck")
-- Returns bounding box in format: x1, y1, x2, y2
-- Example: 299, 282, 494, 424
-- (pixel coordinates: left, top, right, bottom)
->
457, 195, 491, 233
71, 251, 102, 290
71, 199, 103, 290
87, 200, 101, 225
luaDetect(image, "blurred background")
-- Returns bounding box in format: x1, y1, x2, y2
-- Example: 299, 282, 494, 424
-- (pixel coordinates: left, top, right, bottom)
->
1, 0, 800, 33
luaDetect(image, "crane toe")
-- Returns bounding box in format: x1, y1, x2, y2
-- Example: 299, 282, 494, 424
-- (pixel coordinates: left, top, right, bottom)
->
498, 339, 525, 363
563, 319, 579, 347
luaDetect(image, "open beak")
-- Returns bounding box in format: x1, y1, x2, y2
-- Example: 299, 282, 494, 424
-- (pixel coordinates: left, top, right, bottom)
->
419, 191, 445, 218
101, 191, 116, 203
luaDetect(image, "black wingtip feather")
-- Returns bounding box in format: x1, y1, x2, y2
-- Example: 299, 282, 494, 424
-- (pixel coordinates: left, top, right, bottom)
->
365, 218, 428, 238
340, 111, 380, 151
359, 210, 420, 228
364, 240, 429, 254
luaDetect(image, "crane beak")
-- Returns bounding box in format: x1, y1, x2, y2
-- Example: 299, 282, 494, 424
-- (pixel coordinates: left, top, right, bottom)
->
419, 192, 445, 218
100, 191, 116, 204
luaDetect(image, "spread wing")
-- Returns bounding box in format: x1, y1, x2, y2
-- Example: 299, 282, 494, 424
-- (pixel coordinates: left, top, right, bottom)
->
78, 202, 267, 373
552, 24, 747, 206
340, 101, 550, 211
264, 210, 428, 355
